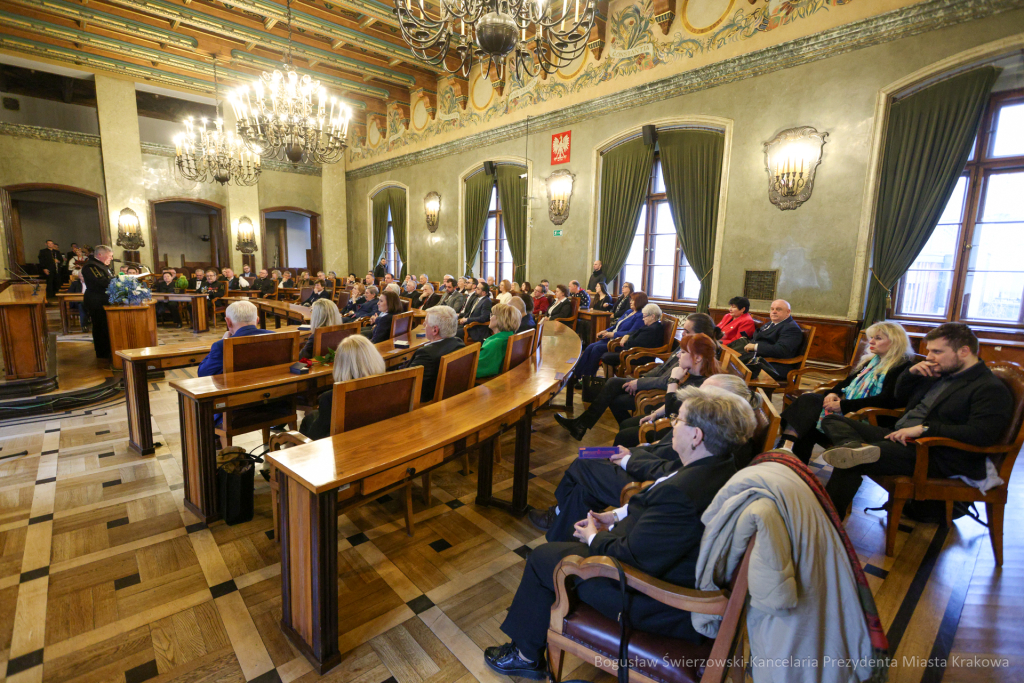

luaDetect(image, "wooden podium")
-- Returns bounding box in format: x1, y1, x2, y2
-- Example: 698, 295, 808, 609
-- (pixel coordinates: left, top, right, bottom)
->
105, 304, 158, 371
0, 284, 48, 380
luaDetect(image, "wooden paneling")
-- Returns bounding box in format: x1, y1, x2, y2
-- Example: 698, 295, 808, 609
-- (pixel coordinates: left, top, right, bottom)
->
709, 307, 861, 365
104, 304, 158, 371
0, 286, 48, 379
906, 331, 1024, 366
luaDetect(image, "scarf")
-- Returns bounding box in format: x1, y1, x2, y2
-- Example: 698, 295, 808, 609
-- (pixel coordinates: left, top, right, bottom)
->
817, 355, 885, 429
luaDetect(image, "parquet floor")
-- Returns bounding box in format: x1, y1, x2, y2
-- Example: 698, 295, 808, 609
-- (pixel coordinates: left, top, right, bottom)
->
0, 321, 1021, 683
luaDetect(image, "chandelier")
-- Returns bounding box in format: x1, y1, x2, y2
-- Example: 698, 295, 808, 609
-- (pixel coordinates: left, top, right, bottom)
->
174, 60, 261, 186
393, 0, 596, 79
229, 0, 351, 164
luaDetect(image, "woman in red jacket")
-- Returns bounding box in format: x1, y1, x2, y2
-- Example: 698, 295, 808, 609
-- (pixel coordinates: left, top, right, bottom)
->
716, 296, 757, 346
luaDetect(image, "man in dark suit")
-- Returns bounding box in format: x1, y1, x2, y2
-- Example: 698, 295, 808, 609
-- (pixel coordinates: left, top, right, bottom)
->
457, 282, 492, 343
251, 269, 276, 298
457, 279, 479, 317
820, 322, 1013, 517
302, 281, 330, 306
415, 283, 441, 311
190, 269, 206, 290
198, 300, 275, 376
200, 269, 225, 303
82, 245, 114, 359
404, 306, 466, 402
38, 239, 63, 298
738, 299, 803, 381
373, 258, 387, 279
153, 270, 183, 328
485, 387, 752, 679
344, 285, 379, 320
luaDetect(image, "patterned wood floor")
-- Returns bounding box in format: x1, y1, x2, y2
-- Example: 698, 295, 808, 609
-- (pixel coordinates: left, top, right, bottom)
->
0, 320, 1021, 683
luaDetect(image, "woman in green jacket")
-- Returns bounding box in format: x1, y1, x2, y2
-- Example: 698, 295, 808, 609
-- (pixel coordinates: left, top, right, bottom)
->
476, 303, 522, 378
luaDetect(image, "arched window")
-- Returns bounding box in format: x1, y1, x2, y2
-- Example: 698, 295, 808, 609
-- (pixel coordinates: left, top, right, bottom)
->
478, 185, 512, 282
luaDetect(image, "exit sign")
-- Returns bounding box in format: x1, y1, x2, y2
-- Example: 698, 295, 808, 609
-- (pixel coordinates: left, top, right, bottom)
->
553, 229, 563, 237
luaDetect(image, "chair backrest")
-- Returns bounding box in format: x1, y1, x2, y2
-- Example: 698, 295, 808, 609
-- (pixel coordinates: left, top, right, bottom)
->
222, 330, 300, 374
400, 297, 411, 312
719, 346, 753, 383
501, 329, 536, 373
752, 387, 781, 454
390, 310, 415, 338
848, 330, 869, 368
990, 361, 1024, 446
433, 343, 481, 402
329, 365, 423, 434
335, 290, 350, 310
298, 286, 313, 302
313, 321, 361, 357
532, 317, 545, 355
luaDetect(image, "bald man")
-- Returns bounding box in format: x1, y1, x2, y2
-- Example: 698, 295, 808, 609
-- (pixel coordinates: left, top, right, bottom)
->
738, 299, 804, 381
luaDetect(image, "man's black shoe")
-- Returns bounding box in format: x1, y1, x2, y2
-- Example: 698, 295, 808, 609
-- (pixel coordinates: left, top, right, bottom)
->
484, 642, 547, 680
528, 505, 557, 531
553, 413, 585, 441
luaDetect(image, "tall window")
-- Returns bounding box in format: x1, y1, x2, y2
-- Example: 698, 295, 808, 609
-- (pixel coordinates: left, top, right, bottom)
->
614, 156, 699, 302
895, 89, 1024, 326
384, 207, 402, 276
479, 185, 513, 282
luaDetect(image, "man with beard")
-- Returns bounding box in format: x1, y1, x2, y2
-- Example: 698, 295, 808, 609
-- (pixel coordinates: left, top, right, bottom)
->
586, 259, 606, 292
820, 322, 1012, 518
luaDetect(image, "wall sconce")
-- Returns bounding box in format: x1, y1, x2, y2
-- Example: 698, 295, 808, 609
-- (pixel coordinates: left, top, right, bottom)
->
235, 216, 259, 254
116, 207, 145, 250
763, 126, 828, 210
424, 191, 441, 233
546, 169, 575, 225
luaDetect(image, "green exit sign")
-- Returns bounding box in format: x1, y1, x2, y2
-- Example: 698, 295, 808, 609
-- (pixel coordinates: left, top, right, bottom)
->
553, 229, 563, 237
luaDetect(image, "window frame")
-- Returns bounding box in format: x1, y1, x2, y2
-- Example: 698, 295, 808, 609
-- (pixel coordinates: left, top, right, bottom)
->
609, 154, 699, 304
383, 209, 402, 277
478, 185, 513, 283
893, 88, 1024, 328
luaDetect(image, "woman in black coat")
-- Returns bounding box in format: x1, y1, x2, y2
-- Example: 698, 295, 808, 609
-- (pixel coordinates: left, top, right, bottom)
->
365, 290, 402, 343
778, 321, 915, 463
599, 303, 664, 367
609, 282, 634, 322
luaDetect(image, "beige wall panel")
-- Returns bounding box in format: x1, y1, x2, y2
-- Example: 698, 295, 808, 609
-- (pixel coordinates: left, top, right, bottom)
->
321, 158, 349, 276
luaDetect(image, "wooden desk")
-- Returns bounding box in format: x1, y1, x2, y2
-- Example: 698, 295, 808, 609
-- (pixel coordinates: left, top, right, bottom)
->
150, 292, 210, 333
266, 322, 580, 673
169, 326, 431, 522
0, 285, 48, 380
577, 309, 612, 344
118, 326, 313, 455
57, 292, 84, 335
255, 299, 311, 328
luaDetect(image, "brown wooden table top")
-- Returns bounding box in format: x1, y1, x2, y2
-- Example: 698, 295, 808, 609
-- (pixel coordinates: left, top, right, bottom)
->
57, 292, 84, 300
168, 325, 431, 400
0, 284, 47, 305
578, 309, 612, 318
115, 325, 311, 362
149, 292, 208, 300
266, 321, 581, 494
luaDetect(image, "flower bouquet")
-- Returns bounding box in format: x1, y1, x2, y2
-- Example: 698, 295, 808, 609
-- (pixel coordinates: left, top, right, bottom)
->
106, 273, 153, 306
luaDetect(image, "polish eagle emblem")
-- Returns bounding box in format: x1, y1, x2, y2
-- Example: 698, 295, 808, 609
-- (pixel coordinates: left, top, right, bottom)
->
552, 133, 571, 163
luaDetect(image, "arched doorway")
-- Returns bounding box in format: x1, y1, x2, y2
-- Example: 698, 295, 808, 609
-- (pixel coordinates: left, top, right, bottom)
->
1, 184, 109, 275
149, 198, 229, 273
260, 207, 321, 274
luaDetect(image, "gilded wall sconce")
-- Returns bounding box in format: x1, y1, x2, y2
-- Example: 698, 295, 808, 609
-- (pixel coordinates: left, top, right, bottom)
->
546, 169, 575, 225
424, 191, 441, 232
763, 126, 829, 210
116, 207, 145, 250
235, 216, 259, 254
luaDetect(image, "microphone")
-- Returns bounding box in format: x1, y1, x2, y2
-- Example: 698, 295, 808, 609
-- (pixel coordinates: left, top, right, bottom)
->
5, 267, 41, 295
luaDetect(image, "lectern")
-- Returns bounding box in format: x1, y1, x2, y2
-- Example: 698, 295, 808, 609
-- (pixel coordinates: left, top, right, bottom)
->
0, 284, 48, 380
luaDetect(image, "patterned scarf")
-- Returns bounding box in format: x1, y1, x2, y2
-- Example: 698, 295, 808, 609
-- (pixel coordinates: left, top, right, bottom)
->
750, 451, 890, 682
817, 355, 886, 429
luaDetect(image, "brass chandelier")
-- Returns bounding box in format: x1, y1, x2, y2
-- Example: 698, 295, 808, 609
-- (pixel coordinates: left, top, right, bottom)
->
174, 60, 261, 186
394, 0, 596, 79
229, 0, 351, 165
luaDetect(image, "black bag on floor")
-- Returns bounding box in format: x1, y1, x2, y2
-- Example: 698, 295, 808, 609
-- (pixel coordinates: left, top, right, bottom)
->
581, 375, 606, 403
216, 447, 259, 525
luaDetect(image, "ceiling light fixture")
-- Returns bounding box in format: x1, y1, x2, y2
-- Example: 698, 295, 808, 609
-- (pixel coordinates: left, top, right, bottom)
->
229, 0, 351, 165
393, 0, 596, 80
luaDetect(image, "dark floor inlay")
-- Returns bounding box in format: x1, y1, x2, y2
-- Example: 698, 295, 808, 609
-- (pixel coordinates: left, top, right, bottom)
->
898, 523, 914, 533
114, 573, 142, 590
347, 532, 369, 547
445, 499, 465, 509
429, 538, 453, 553
249, 669, 283, 683
169, 483, 184, 491
265, 529, 275, 540
98, 451, 116, 458
95, 430, 110, 436
185, 522, 207, 533
863, 564, 889, 579
41, 449, 58, 455
28, 513, 53, 525
514, 545, 532, 559
5, 648, 44, 676
210, 579, 238, 598
406, 595, 434, 614
35, 477, 56, 485
527, 472, 537, 480
107, 516, 130, 529
20, 566, 49, 583
1, 450, 30, 460
102, 479, 122, 488
44, 429, 59, 433
124, 658, 160, 683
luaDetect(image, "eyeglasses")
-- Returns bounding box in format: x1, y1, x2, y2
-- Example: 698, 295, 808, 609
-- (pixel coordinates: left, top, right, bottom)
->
670, 413, 685, 427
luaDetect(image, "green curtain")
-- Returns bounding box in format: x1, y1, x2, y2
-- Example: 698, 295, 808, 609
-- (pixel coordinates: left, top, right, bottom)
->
598, 137, 655, 279
660, 129, 725, 314
371, 189, 390, 269
464, 169, 495, 276
864, 66, 999, 324
496, 165, 528, 282
387, 187, 408, 280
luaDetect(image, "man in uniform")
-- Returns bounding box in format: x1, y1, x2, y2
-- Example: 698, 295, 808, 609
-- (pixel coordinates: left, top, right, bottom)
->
251, 269, 276, 298
82, 245, 115, 360
38, 239, 63, 298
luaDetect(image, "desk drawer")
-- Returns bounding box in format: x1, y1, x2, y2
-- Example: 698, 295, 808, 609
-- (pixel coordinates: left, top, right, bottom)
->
219, 383, 299, 409
362, 449, 444, 495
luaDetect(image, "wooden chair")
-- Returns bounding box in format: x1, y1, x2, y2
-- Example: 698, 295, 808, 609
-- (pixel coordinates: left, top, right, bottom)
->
761, 323, 815, 405
463, 320, 491, 344
849, 361, 1024, 564
313, 321, 362, 357
718, 346, 753, 383
268, 365, 424, 540
476, 328, 535, 383
532, 317, 546, 355
421, 343, 481, 497
296, 286, 313, 305
334, 289, 350, 310
603, 315, 678, 379
390, 310, 415, 339
215, 331, 300, 448
547, 536, 755, 683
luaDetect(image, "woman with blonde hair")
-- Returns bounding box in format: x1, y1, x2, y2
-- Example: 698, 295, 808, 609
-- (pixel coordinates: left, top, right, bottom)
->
300, 334, 386, 440
778, 321, 914, 464
476, 303, 522, 378
299, 299, 342, 359
496, 279, 513, 306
